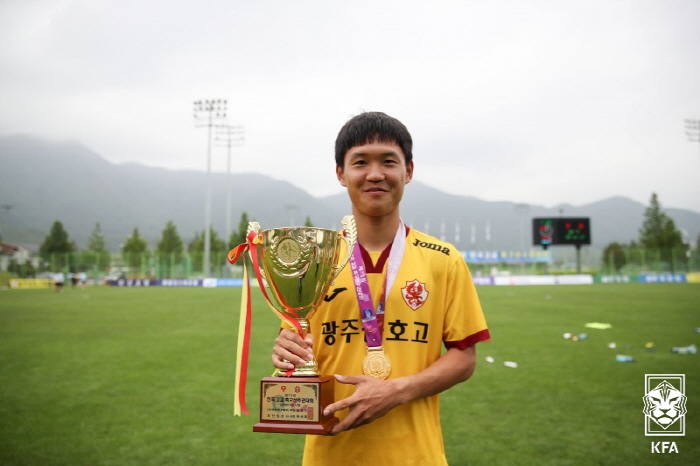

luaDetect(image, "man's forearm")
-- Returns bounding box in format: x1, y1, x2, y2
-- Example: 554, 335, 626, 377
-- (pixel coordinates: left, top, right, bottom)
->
391, 345, 477, 405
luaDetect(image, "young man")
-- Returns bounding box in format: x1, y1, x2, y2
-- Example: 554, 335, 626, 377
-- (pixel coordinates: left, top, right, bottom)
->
273, 112, 489, 465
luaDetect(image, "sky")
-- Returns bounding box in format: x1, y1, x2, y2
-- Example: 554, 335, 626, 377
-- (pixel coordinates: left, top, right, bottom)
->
1, 0, 699, 212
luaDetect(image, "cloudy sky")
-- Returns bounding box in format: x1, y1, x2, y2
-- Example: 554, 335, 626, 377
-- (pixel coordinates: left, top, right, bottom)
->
1, 0, 699, 212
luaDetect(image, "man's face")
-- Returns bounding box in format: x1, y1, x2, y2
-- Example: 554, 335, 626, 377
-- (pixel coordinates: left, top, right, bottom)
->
336, 141, 413, 219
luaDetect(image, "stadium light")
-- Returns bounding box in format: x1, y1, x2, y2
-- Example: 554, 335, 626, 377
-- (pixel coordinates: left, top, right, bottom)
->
194, 99, 228, 277
215, 124, 245, 243
0, 204, 13, 241
685, 118, 700, 159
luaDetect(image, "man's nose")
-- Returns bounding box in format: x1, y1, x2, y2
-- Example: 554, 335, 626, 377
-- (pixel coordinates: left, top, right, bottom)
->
366, 163, 385, 180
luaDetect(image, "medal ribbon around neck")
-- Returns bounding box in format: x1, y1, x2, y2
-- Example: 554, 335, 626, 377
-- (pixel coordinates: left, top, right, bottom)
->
349, 220, 406, 378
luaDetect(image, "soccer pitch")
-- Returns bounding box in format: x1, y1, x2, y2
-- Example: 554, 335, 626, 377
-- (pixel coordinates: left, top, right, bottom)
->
0, 284, 698, 465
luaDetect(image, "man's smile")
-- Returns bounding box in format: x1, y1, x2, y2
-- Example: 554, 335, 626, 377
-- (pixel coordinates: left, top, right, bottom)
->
364, 186, 389, 194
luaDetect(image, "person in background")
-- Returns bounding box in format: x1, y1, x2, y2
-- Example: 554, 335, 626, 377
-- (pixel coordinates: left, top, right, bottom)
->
53, 270, 65, 293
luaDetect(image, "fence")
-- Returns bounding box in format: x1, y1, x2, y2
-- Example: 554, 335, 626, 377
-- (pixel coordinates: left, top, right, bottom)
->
3, 248, 700, 279
601, 247, 698, 275
6, 251, 245, 280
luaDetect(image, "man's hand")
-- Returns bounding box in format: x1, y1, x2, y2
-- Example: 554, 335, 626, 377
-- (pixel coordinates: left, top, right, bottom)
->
323, 374, 405, 435
323, 346, 477, 435
272, 329, 314, 371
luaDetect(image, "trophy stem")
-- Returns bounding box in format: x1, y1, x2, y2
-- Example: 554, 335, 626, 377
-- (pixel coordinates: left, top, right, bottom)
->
274, 318, 319, 377
299, 318, 310, 336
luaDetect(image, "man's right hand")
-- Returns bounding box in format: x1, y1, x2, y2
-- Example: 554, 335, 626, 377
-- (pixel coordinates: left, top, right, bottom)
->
272, 329, 314, 371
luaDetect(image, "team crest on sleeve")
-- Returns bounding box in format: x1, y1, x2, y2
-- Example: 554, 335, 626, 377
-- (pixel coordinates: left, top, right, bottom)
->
401, 280, 428, 310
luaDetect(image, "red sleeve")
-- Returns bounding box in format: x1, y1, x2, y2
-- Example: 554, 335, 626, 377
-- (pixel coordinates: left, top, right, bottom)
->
444, 328, 491, 349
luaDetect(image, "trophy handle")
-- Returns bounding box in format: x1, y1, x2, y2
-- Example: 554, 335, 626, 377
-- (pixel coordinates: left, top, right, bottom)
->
331, 215, 356, 284
246, 220, 268, 284
247, 221, 262, 240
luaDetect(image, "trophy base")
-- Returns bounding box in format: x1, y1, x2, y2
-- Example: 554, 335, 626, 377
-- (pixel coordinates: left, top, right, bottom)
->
253, 376, 339, 435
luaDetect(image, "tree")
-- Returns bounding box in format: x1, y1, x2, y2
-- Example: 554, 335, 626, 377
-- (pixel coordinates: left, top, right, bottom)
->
85, 222, 111, 271
229, 212, 250, 249
157, 221, 183, 277
638, 193, 685, 271
88, 222, 107, 251
39, 220, 76, 269
304, 216, 314, 227
189, 227, 226, 272
8, 258, 36, 278
158, 221, 183, 260
122, 227, 148, 272
602, 242, 626, 273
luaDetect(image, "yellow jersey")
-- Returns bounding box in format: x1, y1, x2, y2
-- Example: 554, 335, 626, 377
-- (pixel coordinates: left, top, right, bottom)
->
299, 227, 489, 465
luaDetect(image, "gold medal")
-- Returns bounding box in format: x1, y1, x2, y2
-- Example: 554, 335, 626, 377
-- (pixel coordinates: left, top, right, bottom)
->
363, 347, 391, 379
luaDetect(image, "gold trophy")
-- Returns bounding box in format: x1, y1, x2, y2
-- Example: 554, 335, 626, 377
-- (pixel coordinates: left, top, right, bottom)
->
247, 215, 356, 434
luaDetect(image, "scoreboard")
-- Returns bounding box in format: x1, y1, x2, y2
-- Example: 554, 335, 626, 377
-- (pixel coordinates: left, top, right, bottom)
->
532, 217, 591, 247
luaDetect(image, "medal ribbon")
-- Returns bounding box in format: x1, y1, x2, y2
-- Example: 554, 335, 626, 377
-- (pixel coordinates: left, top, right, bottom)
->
349, 221, 406, 349
228, 231, 304, 416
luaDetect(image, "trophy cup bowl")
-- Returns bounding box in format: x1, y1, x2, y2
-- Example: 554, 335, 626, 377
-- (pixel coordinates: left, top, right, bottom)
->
248, 215, 356, 434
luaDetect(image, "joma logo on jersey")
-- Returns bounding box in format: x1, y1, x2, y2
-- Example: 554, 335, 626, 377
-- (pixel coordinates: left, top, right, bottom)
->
412, 239, 450, 255
324, 287, 347, 302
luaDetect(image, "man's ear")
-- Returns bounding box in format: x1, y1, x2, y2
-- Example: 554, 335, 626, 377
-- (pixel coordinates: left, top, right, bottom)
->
405, 161, 414, 184
336, 165, 347, 187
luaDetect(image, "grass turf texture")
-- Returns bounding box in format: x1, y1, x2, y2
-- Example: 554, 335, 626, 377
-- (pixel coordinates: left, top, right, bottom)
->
0, 284, 697, 465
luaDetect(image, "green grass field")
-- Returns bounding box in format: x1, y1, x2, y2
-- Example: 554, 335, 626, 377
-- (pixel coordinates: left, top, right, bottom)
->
1, 284, 698, 465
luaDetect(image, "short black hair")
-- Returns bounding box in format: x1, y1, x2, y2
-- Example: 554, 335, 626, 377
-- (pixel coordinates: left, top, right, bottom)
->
335, 112, 413, 167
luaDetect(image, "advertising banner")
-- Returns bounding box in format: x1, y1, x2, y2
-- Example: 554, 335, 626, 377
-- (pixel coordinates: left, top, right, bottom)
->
9, 278, 53, 289
596, 275, 633, 284
493, 275, 593, 286
637, 274, 686, 284
462, 250, 552, 264
216, 278, 245, 287
107, 278, 204, 287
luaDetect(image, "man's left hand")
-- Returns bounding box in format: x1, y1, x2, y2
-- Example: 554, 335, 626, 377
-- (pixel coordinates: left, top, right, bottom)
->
323, 374, 404, 435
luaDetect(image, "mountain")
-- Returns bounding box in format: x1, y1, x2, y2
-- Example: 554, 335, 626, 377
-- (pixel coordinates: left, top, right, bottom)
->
321, 185, 700, 254
0, 135, 337, 250
1, 134, 699, 255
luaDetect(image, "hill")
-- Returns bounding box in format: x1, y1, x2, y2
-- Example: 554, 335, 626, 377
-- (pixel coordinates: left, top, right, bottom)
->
1, 134, 699, 254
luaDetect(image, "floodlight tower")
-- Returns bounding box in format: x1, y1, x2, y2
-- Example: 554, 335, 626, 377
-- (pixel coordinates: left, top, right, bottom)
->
514, 203, 529, 251
0, 204, 12, 241
685, 118, 700, 158
194, 99, 227, 277
285, 204, 299, 226
215, 124, 245, 242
